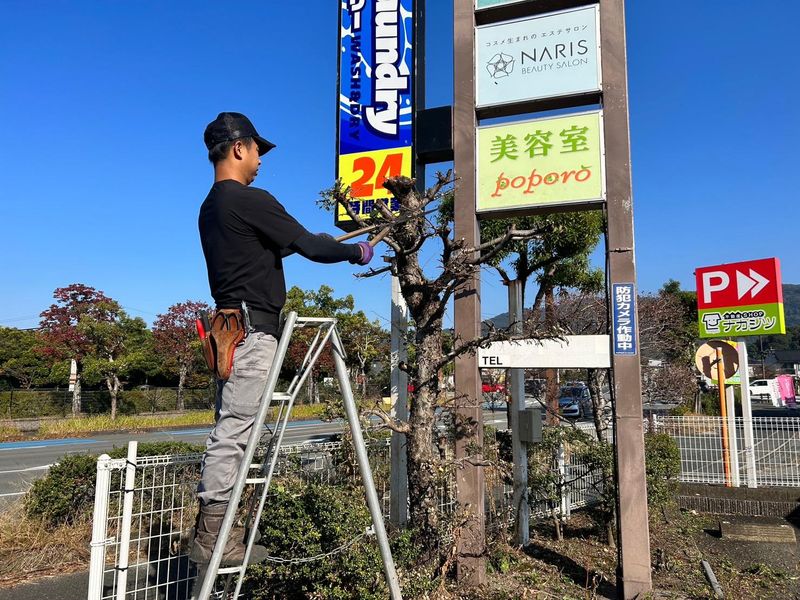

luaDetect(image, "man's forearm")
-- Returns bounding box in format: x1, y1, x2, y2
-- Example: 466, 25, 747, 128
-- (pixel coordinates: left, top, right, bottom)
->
287, 231, 362, 264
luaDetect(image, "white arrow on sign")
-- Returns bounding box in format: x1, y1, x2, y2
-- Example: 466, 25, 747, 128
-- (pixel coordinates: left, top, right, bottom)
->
736, 269, 769, 300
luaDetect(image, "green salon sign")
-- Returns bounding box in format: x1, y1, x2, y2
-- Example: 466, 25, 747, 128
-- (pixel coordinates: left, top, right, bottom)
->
476, 110, 605, 215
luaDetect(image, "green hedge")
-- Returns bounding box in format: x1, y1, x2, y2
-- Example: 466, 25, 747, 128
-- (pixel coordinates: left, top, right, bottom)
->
242, 479, 435, 600
24, 441, 204, 526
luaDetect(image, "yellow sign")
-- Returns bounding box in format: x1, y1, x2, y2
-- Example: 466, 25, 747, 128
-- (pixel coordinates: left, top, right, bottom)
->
477, 111, 604, 215
336, 146, 411, 224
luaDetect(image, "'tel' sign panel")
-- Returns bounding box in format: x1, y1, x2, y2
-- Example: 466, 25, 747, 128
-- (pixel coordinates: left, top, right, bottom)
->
695, 257, 785, 338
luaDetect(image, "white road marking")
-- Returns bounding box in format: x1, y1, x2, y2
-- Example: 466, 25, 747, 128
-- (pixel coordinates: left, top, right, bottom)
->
0, 464, 53, 475
0, 491, 26, 498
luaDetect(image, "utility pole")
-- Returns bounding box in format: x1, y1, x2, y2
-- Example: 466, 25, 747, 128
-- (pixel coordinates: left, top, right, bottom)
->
453, 0, 486, 584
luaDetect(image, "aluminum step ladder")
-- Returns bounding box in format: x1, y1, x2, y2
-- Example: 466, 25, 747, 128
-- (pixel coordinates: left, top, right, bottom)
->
193, 312, 402, 600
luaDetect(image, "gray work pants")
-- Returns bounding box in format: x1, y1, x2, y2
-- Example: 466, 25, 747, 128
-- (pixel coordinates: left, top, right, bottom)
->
197, 331, 278, 506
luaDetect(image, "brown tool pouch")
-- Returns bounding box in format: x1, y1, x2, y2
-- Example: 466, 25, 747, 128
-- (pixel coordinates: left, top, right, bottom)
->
207, 309, 247, 380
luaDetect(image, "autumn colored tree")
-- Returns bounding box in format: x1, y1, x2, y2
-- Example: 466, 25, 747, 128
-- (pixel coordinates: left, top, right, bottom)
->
152, 300, 211, 410
39, 284, 115, 415
39, 284, 148, 419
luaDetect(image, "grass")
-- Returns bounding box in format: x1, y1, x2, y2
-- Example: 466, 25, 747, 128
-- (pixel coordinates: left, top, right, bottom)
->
0, 403, 328, 442
0, 503, 91, 586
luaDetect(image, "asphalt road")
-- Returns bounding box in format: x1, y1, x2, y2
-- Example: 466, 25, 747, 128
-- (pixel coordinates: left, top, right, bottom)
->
0, 411, 511, 511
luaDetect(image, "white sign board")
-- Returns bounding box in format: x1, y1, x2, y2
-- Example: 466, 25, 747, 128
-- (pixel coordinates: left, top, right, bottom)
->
476, 5, 601, 109
478, 335, 611, 369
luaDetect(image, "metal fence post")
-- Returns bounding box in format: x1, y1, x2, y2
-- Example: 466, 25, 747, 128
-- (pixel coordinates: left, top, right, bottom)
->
558, 441, 568, 519
115, 441, 138, 600
507, 280, 529, 546
725, 387, 741, 487
737, 339, 758, 488
87, 454, 113, 600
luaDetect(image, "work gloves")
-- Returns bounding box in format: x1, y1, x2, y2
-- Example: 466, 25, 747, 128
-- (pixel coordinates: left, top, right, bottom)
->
356, 241, 374, 266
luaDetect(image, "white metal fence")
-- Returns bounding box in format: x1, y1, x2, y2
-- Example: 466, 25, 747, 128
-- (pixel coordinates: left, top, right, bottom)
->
87, 438, 403, 600
651, 416, 800, 488
87, 430, 601, 599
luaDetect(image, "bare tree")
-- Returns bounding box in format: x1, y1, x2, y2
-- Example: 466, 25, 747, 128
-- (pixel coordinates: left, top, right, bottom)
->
327, 173, 551, 551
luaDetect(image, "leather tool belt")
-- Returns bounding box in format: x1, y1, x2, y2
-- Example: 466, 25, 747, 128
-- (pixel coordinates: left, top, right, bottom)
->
196, 309, 247, 381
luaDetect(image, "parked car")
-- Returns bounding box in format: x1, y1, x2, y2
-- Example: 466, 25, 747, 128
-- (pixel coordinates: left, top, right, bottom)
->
558, 385, 592, 419
748, 379, 773, 401
482, 382, 505, 394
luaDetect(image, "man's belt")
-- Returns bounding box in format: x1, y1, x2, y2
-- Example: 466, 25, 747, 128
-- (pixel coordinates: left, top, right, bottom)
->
245, 308, 279, 334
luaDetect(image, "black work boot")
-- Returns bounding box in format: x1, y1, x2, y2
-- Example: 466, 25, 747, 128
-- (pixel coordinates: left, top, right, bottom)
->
189, 503, 268, 566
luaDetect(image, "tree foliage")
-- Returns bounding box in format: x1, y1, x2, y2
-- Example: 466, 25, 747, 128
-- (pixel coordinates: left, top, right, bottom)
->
153, 300, 212, 409
0, 327, 54, 389
38, 284, 150, 418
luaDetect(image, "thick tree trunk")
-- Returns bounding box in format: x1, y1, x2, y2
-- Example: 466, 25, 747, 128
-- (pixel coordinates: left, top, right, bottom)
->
587, 368, 607, 440
177, 364, 187, 411
106, 374, 121, 420
405, 323, 443, 549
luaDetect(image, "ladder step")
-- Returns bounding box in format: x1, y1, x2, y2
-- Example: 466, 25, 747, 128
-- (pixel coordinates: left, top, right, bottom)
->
272, 393, 291, 402
216, 566, 244, 575
245, 477, 267, 484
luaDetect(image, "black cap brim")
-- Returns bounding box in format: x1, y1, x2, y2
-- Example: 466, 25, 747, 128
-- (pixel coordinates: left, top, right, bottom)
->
254, 135, 275, 156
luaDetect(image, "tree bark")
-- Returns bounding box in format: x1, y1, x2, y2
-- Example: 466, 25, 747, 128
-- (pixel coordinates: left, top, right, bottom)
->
587, 368, 607, 440
405, 320, 443, 547
177, 364, 187, 411
106, 373, 121, 420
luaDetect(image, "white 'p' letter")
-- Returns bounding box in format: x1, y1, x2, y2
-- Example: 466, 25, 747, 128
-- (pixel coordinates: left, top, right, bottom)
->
702, 271, 729, 304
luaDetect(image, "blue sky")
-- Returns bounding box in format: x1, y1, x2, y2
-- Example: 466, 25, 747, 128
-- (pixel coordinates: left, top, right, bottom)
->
1, 1, 798, 330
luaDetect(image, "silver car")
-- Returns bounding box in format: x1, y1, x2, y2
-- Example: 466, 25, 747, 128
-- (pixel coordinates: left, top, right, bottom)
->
558, 386, 592, 419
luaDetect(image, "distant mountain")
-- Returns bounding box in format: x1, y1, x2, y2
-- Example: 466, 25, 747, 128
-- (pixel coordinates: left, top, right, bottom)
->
783, 284, 799, 327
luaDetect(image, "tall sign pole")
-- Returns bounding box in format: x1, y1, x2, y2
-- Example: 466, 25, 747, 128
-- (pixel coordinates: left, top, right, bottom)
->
599, 1, 653, 595
453, 0, 486, 584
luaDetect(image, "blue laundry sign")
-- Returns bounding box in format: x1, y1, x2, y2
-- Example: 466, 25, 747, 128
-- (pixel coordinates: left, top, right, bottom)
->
612, 283, 637, 356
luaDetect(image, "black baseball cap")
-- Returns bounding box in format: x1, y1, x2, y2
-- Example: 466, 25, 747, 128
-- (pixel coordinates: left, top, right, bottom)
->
204, 112, 275, 156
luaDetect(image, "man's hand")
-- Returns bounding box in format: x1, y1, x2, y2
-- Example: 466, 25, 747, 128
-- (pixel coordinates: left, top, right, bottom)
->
356, 241, 374, 266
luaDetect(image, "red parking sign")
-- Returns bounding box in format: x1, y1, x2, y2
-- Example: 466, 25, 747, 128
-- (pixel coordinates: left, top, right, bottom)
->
695, 258, 785, 338
696, 258, 782, 310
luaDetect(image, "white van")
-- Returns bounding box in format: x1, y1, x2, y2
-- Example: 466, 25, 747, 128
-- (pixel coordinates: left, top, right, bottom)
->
748, 378, 782, 406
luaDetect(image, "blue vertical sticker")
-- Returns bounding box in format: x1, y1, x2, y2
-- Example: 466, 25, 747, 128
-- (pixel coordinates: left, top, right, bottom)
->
612, 283, 637, 356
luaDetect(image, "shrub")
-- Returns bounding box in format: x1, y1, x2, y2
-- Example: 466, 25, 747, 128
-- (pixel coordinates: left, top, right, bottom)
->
24, 441, 205, 526
24, 454, 97, 526
644, 432, 681, 509
243, 479, 427, 600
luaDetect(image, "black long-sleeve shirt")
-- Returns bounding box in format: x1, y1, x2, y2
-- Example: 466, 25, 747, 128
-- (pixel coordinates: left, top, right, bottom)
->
199, 180, 361, 322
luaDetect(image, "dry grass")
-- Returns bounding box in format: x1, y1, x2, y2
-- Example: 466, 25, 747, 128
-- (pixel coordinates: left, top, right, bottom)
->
0, 502, 91, 587
0, 403, 327, 442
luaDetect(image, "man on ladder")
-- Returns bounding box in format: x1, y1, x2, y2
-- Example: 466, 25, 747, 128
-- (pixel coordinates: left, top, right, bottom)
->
192, 111, 374, 565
